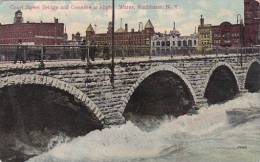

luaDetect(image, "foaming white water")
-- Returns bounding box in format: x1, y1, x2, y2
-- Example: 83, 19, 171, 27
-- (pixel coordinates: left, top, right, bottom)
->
28, 93, 260, 162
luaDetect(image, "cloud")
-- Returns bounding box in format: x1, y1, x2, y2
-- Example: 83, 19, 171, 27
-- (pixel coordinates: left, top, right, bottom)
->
197, 0, 211, 9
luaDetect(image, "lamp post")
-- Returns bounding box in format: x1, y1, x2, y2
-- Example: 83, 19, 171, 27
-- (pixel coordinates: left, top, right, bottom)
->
111, 0, 115, 88
237, 14, 244, 66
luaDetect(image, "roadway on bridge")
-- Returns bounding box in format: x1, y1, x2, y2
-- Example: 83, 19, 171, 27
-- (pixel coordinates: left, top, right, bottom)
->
0, 53, 241, 71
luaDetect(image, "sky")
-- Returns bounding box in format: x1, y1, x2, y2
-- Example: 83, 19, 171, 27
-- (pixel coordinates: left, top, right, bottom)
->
0, 0, 243, 39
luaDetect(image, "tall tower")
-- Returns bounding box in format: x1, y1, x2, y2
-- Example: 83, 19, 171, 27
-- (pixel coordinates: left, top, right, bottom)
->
86, 24, 95, 42
14, 10, 23, 24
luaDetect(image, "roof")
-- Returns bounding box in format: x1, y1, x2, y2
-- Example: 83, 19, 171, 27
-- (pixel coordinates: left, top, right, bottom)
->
116, 27, 125, 33
86, 24, 94, 32
144, 19, 154, 29
15, 10, 22, 14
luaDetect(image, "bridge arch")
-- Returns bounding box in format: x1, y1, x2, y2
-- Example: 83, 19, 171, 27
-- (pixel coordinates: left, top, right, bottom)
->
244, 59, 260, 92
203, 62, 240, 104
0, 74, 105, 123
120, 65, 197, 114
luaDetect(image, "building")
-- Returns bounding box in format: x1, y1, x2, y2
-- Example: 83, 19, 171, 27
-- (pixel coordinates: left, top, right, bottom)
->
212, 21, 244, 48
197, 15, 213, 51
66, 32, 83, 46
151, 23, 198, 55
0, 10, 66, 45
85, 19, 155, 47
244, 0, 260, 46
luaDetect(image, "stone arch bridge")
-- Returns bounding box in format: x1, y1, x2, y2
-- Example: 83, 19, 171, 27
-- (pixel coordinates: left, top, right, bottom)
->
0, 53, 259, 127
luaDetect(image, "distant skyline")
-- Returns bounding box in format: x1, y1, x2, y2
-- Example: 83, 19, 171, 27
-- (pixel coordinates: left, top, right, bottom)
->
0, 0, 243, 38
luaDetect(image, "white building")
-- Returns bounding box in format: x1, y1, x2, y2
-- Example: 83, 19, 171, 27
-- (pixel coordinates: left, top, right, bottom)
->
151, 26, 198, 55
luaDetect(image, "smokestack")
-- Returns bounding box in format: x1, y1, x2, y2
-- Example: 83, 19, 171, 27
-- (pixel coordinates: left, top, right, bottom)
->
54, 17, 58, 23
125, 23, 128, 32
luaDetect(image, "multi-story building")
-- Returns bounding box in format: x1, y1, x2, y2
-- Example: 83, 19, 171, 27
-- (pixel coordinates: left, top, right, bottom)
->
0, 10, 66, 45
85, 19, 155, 47
212, 21, 244, 47
197, 15, 213, 52
151, 24, 198, 55
244, 0, 260, 46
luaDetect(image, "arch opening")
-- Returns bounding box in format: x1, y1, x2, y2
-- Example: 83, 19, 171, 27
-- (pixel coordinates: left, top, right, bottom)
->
204, 65, 239, 105
0, 85, 102, 161
245, 62, 260, 93
123, 71, 195, 129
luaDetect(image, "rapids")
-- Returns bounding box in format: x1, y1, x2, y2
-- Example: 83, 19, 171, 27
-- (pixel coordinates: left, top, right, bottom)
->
20, 93, 260, 162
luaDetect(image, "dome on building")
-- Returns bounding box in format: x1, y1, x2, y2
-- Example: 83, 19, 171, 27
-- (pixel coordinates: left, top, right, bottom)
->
116, 27, 125, 33
15, 10, 22, 14
170, 29, 181, 37
144, 19, 154, 29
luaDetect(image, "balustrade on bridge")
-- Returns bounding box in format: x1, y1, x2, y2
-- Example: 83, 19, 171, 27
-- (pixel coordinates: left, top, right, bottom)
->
0, 44, 259, 64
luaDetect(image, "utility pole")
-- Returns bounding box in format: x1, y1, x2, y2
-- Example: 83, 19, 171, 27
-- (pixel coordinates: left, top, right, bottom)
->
111, 0, 115, 88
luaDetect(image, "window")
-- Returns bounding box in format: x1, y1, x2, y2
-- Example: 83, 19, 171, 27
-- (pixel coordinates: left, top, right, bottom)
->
172, 41, 175, 46
166, 41, 170, 46
156, 41, 160, 46
188, 40, 192, 46
194, 40, 197, 46
162, 41, 165, 46
178, 41, 182, 47
183, 40, 187, 46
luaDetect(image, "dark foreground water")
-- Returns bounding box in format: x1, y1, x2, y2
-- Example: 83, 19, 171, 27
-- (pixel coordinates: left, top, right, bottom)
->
20, 93, 260, 162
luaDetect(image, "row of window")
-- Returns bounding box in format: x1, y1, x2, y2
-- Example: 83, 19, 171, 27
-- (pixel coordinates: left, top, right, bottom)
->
201, 34, 211, 39
214, 33, 240, 38
152, 40, 197, 47
201, 41, 211, 45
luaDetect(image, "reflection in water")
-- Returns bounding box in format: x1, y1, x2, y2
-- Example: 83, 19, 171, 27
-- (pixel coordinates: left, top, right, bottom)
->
26, 93, 260, 162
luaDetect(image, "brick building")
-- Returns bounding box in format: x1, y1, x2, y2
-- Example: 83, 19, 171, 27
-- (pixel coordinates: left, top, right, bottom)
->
212, 21, 243, 47
198, 14, 244, 50
0, 10, 66, 45
85, 19, 155, 47
244, 0, 260, 46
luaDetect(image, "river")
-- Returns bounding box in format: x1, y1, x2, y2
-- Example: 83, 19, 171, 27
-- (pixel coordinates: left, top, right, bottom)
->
26, 92, 260, 162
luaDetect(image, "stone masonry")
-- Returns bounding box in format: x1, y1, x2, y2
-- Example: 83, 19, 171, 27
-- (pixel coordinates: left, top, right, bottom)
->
0, 53, 259, 126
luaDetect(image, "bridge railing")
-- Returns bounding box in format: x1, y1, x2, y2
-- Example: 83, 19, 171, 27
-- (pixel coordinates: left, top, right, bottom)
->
0, 44, 259, 63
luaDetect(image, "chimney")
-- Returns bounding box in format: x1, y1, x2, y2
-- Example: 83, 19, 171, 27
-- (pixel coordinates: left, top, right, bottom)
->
54, 17, 58, 23
125, 23, 128, 32
200, 15, 204, 26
